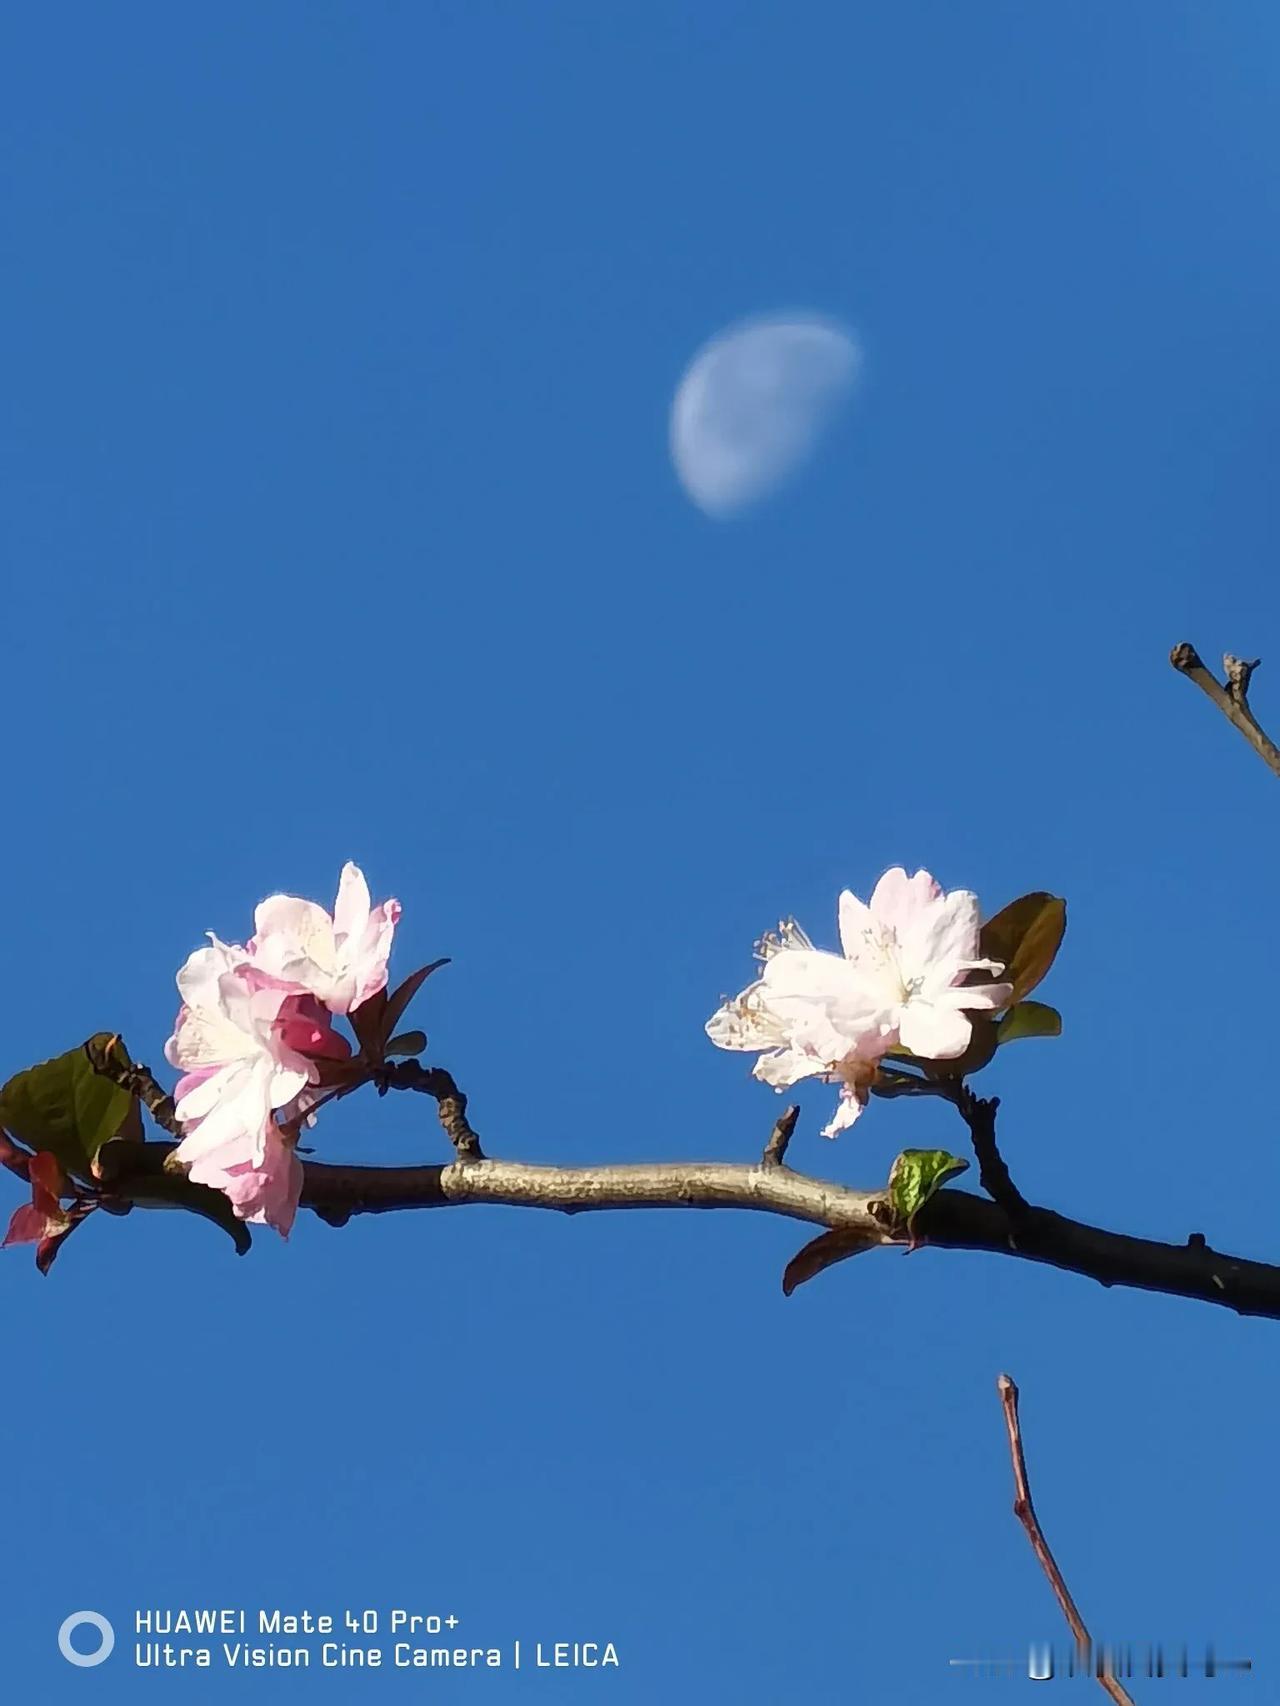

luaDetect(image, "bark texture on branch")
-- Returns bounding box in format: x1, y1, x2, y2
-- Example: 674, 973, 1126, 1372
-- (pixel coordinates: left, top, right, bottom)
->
1170, 641, 1280, 777
296, 1154, 1280, 1321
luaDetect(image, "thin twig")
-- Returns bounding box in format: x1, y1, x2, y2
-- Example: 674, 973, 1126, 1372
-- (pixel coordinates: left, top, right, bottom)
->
1170, 642, 1280, 778
1223, 653, 1260, 704
997, 1375, 1136, 1706
379, 1059, 484, 1158
951, 1086, 1029, 1219
762, 1105, 799, 1167
83, 1034, 183, 1138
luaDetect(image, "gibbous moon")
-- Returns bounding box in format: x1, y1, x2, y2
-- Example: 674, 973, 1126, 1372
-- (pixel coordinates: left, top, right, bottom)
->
670, 314, 861, 517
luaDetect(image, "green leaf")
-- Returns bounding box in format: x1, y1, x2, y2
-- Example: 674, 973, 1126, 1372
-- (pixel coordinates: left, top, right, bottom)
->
112, 1171, 252, 1255
978, 892, 1066, 1004
384, 1030, 427, 1059
997, 1001, 1062, 1045
782, 1228, 879, 1295
0, 1041, 132, 1179
887, 1149, 969, 1232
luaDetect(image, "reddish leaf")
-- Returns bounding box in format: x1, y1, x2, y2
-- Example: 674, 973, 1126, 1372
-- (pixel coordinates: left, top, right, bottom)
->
4, 1148, 73, 1258
308, 1055, 373, 1092
3, 1202, 47, 1248
0, 1130, 31, 1181
36, 1226, 75, 1275
348, 989, 388, 1057
782, 1229, 878, 1296
379, 961, 450, 1047
28, 1151, 68, 1202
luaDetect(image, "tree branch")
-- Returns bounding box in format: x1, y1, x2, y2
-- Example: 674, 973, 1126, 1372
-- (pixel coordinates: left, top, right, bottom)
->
1170, 642, 1280, 778
997, 1374, 1137, 1705
948, 1084, 1028, 1219
292, 1151, 1280, 1320
762, 1104, 799, 1167
379, 1059, 484, 1158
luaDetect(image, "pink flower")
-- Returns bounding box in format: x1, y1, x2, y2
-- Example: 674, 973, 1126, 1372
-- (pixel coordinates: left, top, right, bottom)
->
165, 946, 352, 1238
275, 992, 354, 1063
164, 939, 315, 1170
250, 862, 401, 1015
186, 1123, 304, 1239
164, 862, 396, 1237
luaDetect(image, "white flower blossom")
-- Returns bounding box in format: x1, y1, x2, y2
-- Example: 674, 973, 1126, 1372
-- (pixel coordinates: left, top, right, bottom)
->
706, 869, 1014, 1135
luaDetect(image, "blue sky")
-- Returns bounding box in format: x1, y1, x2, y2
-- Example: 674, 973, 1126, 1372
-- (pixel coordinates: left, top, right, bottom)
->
3, 2, 1279, 1699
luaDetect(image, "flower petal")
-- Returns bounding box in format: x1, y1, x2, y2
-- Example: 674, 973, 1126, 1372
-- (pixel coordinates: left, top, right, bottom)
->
763, 947, 865, 1004
174, 938, 245, 1012
706, 985, 785, 1052
837, 890, 895, 972
752, 1045, 827, 1089
193, 1126, 304, 1239
820, 1087, 867, 1138
897, 888, 983, 988
252, 896, 338, 981
868, 867, 943, 940
332, 862, 372, 944
347, 897, 400, 1011
898, 1001, 973, 1060
935, 979, 1014, 1014
250, 865, 398, 1014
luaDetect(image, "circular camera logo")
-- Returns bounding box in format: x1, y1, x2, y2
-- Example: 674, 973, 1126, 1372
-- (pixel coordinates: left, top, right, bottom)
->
58, 1611, 115, 1668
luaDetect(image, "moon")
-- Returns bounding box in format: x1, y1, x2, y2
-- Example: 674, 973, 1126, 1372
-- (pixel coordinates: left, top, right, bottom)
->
669, 314, 861, 517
